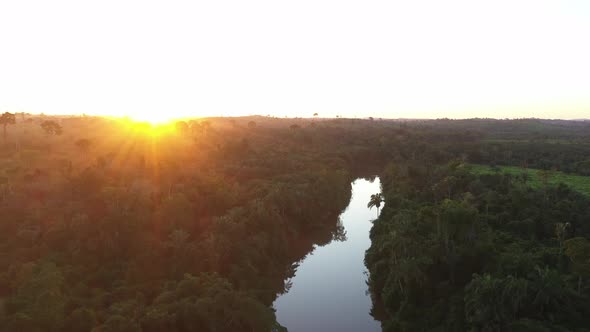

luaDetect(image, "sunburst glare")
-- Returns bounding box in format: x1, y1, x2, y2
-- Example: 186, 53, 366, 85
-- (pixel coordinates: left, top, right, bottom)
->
127, 112, 177, 125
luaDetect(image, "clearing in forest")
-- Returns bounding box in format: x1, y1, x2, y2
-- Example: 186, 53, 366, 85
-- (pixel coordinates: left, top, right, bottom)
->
470, 164, 590, 197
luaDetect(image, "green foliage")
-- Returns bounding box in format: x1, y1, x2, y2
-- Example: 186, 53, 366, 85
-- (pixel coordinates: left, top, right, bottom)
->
367, 160, 590, 331
141, 273, 276, 332
3, 262, 66, 331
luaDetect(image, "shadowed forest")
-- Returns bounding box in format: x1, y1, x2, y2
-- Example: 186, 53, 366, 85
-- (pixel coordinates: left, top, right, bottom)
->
1, 114, 590, 331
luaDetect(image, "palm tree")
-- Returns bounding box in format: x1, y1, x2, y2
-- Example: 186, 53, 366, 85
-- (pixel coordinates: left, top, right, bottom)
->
555, 222, 571, 253
367, 193, 384, 215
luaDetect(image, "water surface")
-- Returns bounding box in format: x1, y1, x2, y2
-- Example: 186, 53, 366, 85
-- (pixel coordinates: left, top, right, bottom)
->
274, 178, 382, 332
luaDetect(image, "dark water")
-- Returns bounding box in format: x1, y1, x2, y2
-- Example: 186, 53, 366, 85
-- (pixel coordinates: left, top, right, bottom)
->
274, 178, 382, 332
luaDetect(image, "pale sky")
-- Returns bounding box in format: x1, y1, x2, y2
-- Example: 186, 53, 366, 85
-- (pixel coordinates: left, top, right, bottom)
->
1, 0, 589, 120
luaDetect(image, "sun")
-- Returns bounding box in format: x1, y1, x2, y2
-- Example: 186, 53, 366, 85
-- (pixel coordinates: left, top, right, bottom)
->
128, 112, 175, 125
113, 111, 182, 136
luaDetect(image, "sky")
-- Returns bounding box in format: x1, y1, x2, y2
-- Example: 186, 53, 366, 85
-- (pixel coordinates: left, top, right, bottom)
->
0, 0, 589, 120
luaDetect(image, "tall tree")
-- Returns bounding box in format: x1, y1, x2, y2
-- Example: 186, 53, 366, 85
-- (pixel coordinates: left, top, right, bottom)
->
0, 112, 16, 140
367, 193, 384, 215
75, 138, 92, 153
40, 120, 63, 136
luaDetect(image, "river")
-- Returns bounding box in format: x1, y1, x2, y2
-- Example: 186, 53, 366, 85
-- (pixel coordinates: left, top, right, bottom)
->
274, 177, 382, 332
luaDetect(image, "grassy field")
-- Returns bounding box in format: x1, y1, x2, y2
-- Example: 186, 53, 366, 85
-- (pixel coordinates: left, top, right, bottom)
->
470, 164, 590, 197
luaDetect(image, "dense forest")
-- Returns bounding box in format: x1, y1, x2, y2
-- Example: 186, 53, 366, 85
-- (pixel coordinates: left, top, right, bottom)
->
366, 121, 590, 331
1, 113, 590, 331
